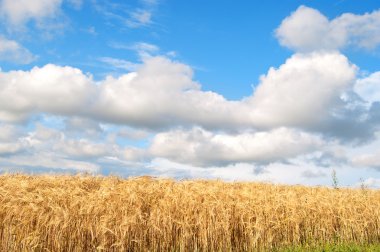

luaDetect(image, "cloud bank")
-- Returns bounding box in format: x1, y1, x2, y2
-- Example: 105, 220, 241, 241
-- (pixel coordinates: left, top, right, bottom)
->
0, 5, 380, 186
0, 52, 362, 133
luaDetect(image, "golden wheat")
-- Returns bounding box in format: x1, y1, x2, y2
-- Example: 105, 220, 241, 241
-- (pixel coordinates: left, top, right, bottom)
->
0, 174, 379, 251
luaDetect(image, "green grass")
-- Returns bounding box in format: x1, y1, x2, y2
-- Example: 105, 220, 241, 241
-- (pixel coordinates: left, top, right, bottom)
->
276, 243, 380, 252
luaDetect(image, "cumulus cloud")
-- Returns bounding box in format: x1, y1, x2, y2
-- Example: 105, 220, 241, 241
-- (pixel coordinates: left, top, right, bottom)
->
117, 127, 151, 140
0, 122, 120, 172
354, 72, 380, 105
0, 51, 372, 141
148, 158, 336, 185
0, 153, 100, 172
84, 52, 362, 135
0, 123, 25, 156
0, 0, 63, 27
149, 127, 323, 166
0, 124, 20, 141
248, 52, 357, 129
0, 4, 379, 184
92, 56, 248, 129
148, 158, 262, 181
26, 124, 115, 160
56, 139, 111, 159
301, 169, 327, 179
64, 117, 104, 138
276, 6, 380, 52
0, 5, 379, 171
124, 147, 151, 162
0, 142, 23, 156
0, 37, 36, 64
0, 56, 220, 126
352, 152, 380, 170
0, 64, 94, 122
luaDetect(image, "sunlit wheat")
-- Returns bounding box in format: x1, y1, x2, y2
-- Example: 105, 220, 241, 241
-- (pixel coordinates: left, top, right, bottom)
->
0, 174, 379, 251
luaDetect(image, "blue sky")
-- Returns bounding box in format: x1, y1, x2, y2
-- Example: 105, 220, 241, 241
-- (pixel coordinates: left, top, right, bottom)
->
0, 0, 380, 187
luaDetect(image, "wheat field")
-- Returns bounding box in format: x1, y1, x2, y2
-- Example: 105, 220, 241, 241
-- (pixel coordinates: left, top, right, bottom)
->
0, 174, 379, 251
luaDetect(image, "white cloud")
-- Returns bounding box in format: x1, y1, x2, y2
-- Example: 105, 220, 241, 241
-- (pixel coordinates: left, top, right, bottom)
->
117, 127, 151, 140
354, 71, 380, 105
276, 6, 380, 52
131, 42, 159, 57
148, 158, 334, 186
31, 123, 124, 161
149, 158, 262, 181
64, 117, 103, 138
109, 41, 170, 60
0, 122, 114, 172
248, 52, 357, 129
99, 57, 139, 71
0, 142, 23, 155
149, 127, 323, 166
93, 56, 241, 128
124, 147, 151, 162
94, 0, 158, 29
352, 152, 380, 170
334, 9, 380, 50
0, 56, 213, 125
0, 64, 94, 122
2, 118, 374, 185
0, 124, 20, 141
94, 52, 360, 132
0, 37, 36, 64
0, 0, 63, 27
29, 123, 62, 142
276, 6, 344, 52
110, 42, 159, 53
0, 52, 366, 138
56, 139, 112, 158
301, 169, 327, 179
0, 5, 378, 185
0, 152, 100, 172
126, 9, 152, 27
